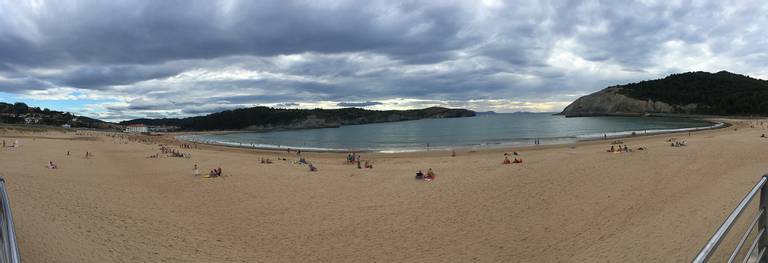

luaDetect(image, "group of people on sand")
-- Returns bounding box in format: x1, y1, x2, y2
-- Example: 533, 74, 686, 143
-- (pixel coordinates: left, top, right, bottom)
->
503, 152, 522, 164
159, 145, 191, 158
208, 167, 223, 177
668, 138, 687, 147
346, 153, 359, 163
607, 144, 630, 153
47, 161, 58, 169
2, 139, 19, 148
260, 157, 274, 164
179, 143, 196, 149
296, 156, 318, 172
503, 156, 523, 164
192, 164, 223, 178
345, 152, 373, 169
415, 168, 437, 181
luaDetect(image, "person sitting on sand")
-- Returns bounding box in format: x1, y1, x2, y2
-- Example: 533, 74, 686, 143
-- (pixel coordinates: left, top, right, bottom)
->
299, 157, 308, 164
308, 163, 318, 172
425, 168, 436, 181
513, 158, 523, 164
415, 170, 424, 180
47, 161, 57, 169
364, 160, 373, 169
608, 145, 615, 152
503, 156, 512, 164
623, 145, 629, 152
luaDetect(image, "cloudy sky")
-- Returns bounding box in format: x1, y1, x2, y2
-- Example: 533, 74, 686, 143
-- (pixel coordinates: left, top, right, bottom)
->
1, 0, 767, 121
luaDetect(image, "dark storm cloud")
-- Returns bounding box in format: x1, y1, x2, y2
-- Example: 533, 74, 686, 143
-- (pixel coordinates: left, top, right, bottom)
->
51, 65, 186, 89
1, 0, 767, 120
0, 77, 55, 93
0, 0, 471, 67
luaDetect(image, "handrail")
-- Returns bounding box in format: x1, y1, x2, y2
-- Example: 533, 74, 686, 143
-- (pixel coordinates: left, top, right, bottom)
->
693, 175, 768, 263
728, 209, 764, 263
0, 178, 20, 263
693, 176, 767, 263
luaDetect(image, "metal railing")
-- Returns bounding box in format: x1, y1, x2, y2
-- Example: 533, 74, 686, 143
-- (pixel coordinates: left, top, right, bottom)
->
693, 175, 768, 263
0, 178, 19, 263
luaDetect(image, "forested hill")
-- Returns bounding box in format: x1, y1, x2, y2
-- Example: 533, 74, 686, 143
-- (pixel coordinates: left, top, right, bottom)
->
122, 106, 476, 131
0, 102, 108, 128
560, 71, 768, 117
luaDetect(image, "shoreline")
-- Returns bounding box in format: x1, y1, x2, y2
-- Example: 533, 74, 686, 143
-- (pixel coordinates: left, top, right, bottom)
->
171, 117, 727, 154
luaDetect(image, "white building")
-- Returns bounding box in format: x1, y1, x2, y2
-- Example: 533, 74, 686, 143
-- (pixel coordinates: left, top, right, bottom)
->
24, 116, 41, 124
124, 124, 149, 133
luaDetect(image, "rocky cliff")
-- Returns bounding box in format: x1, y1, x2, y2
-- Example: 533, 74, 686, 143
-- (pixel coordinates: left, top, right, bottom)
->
559, 87, 699, 117
560, 71, 768, 117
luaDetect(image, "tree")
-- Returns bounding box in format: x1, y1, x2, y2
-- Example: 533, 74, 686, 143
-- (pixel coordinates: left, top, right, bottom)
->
12, 102, 29, 114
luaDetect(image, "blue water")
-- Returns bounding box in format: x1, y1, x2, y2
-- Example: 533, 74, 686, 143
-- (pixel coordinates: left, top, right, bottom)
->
179, 113, 720, 152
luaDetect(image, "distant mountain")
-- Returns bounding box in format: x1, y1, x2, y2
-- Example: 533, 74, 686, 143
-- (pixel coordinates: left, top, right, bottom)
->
475, 111, 497, 115
0, 102, 110, 128
560, 71, 768, 117
122, 106, 476, 131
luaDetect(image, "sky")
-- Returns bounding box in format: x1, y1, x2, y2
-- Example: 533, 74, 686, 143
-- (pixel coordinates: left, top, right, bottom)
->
1, 0, 768, 121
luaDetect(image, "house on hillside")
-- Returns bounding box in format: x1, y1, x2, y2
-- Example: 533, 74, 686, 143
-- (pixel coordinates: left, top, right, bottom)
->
124, 124, 148, 133
24, 116, 41, 124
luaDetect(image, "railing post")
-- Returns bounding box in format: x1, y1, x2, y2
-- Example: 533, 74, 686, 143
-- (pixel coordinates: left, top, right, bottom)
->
760, 174, 768, 263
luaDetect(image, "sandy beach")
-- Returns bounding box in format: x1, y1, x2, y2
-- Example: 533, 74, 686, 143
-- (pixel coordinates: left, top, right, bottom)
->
1, 119, 767, 262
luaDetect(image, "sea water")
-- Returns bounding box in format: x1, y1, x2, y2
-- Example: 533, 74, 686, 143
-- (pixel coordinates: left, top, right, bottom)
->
179, 113, 720, 152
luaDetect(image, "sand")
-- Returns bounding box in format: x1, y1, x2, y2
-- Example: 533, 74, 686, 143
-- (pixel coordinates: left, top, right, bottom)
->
1, 119, 767, 262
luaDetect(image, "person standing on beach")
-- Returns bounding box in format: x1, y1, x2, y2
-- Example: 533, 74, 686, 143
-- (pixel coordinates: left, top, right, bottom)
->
193, 164, 199, 176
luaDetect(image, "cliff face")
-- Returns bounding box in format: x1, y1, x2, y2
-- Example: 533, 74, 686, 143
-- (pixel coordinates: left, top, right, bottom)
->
560, 87, 699, 117
561, 71, 768, 117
